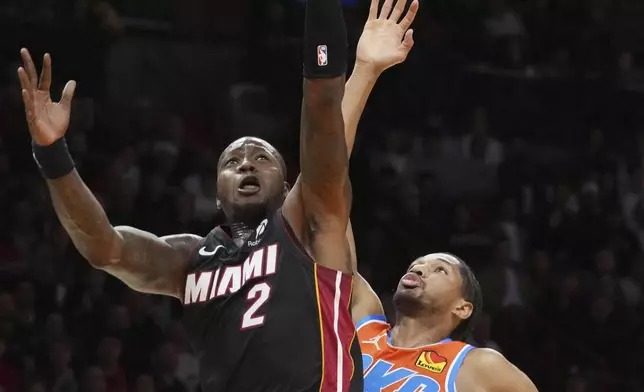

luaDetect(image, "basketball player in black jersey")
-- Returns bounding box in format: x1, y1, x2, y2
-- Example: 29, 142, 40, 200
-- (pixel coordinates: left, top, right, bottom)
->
17, 0, 418, 389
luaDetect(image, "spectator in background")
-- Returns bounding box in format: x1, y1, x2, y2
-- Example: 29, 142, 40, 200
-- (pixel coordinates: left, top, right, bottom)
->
166, 322, 198, 392
151, 342, 186, 392
524, 250, 553, 305
621, 254, 644, 306
133, 374, 156, 392
25, 379, 47, 392
461, 107, 504, 166
483, 0, 525, 39
36, 313, 67, 355
79, 366, 106, 392
496, 198, 523, 263
483, 0, 525, 66
96, 337, 126, 392
46, 340, 76, 392
471, 312, 502, 352
479, 239, 526, 314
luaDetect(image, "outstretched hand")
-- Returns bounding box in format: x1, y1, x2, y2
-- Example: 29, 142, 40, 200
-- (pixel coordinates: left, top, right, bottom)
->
17, 48, 76, 146
356, 0, 419, 73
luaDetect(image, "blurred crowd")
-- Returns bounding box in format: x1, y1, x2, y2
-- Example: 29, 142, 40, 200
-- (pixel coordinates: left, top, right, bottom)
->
2, 0, 644, 391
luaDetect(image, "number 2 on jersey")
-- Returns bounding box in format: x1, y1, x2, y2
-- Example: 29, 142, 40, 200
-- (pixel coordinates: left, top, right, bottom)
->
241, 282, 271, 329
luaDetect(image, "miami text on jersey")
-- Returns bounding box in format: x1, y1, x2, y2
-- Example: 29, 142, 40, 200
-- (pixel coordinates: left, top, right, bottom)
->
184, 243, 279, 329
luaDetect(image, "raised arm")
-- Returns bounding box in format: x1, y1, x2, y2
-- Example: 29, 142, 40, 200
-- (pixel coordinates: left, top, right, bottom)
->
343, 0, 417, 152
18, 49, 199, 299
282, 0, 352, 274
341, 0, 418, 323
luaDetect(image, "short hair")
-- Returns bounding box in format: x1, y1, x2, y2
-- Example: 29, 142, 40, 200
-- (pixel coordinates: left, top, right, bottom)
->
448, 255, 483, 342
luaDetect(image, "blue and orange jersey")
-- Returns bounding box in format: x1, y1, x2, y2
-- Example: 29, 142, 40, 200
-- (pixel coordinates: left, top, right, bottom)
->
357, 315, 474, 392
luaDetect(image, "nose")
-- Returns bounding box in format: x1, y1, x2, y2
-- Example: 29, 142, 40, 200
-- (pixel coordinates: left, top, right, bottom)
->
238, 158, 256, 173
411, 268, 424, 277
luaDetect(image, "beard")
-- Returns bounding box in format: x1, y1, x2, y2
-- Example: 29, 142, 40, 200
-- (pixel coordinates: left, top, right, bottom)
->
392, 289, 425, 317
224, 193, 285, 228
228, 202, 271, 228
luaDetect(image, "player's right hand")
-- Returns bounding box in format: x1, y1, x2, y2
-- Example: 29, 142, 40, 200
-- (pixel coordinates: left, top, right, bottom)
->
17, 48, 76, 146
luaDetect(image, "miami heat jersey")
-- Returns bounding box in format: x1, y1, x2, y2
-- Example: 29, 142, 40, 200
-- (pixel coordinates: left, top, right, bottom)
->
357, 315, 474, 392
181, 209, 363, 392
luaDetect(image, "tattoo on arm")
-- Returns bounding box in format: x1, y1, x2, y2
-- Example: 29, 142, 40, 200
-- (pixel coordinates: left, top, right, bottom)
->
108, 228, 200, 297
46, 170, 199, 297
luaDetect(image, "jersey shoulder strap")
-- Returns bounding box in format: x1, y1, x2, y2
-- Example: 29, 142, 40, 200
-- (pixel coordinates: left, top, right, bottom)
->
356, 314, 390, 341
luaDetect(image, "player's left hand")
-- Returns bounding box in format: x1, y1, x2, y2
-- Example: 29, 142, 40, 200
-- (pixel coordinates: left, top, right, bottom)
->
355, 0, 419, 74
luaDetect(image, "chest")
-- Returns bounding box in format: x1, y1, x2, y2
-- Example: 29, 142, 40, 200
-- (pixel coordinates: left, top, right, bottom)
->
184, 238, 281, 305
361, 334, 474, 392
362, 343, 449, 391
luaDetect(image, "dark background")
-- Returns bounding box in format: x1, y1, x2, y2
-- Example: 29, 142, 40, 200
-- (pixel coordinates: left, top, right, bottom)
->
1, 0, 644, 391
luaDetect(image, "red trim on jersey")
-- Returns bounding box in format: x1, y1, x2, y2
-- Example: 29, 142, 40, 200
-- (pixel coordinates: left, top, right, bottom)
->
314, 264, 355, 392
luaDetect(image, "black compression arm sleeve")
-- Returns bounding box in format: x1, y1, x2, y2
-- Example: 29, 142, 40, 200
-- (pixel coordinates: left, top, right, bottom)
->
302, 0, 347, 78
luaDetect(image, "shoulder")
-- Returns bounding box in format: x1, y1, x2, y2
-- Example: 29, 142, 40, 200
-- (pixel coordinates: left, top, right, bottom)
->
356, 314, 388, 331
355, 314, 390, 340
459, 348, 538, 392
161, 233, 203, 248
160, 233, 203, 258
114, 227, 202, 255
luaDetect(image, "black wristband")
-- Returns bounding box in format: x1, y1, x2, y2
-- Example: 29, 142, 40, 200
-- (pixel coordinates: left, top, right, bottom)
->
303, 0, 348, 78
32, 137, 75, 179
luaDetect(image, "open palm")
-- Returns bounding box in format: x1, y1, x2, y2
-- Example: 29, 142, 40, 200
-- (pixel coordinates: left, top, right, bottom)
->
17, 48, 76, 146
356, 0, 419, 73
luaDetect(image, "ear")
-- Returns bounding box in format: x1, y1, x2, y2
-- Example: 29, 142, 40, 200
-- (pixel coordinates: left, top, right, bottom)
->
283, 182, 291, 198
452, 299, 473, 321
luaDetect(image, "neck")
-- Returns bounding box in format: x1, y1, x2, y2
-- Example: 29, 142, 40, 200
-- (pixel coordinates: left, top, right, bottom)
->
391, 314, 453, 348
230, 222, 252, 246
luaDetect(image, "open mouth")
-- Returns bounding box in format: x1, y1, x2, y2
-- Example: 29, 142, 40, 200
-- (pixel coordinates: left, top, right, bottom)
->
400, 272, 423, 289
238, 176, 261, 196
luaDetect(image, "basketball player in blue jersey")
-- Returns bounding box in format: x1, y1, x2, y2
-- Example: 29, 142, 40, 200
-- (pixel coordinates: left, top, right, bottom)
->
350, 252, 538, 391
336, 3, 537, 389
16, 0, 418, 389
339, 204, 537, 386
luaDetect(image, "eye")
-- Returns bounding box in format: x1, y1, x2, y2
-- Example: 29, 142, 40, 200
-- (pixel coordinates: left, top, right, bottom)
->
257, 154, 269, 161
225, 158, 239, 166
436, 266, 447, 274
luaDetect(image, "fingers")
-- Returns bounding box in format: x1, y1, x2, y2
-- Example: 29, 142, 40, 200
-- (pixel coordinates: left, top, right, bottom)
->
398, 0, 418, 31
20, 48, 38, 87
60, 80, 77, 110
401, 29, 414, 50
379, 0, 394, 20
39, 53, 52, 92
21, 89, 35, 122
17, 67, 31, 91
389, 0, 406, 22
368, 0, 379, 20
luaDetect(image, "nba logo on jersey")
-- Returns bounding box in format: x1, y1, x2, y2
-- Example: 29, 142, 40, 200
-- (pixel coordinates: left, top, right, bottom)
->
415, 351, 447, 373
317, 45, 328, 66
